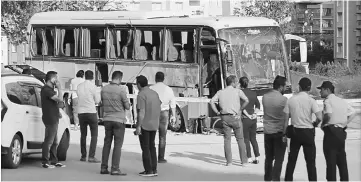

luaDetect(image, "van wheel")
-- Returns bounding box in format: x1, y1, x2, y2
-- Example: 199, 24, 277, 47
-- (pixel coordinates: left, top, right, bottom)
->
168, 106, 184, 132
2, 134, 22, 169
57, 130, 69, 161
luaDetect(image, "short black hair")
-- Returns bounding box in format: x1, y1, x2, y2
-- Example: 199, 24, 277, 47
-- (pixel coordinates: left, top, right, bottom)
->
76, 70, 84, 78
112, 71, 123, 80
226, 75, 237, 86
45, 71, 57, 82
155, 72, 165, 82
273, 75, 287, 90
299, 77, 312, 91
85, 70, 94, 80
239, 77, 249, 88
136, 75, 148, 87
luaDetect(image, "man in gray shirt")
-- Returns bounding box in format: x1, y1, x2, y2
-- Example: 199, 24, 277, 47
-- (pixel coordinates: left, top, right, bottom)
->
100, 71, 130, 176
134, 75, 161, 177
262, 75, 288, 181
210, 75, 249, 166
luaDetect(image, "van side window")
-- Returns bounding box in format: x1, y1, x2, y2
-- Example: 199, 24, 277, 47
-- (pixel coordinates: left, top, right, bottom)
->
5, 83, 38, 107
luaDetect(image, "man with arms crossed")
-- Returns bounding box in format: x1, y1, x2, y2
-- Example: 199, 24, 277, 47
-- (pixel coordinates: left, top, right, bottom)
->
210, 75, 249, 166
41, 71, 65, 168
134, 75, 161, 177
150, 72, 176, 163
77, 70, 101, 163
318, 81, 356, 181
100, 71, 130, 175
262, 75, 288, 181
284, 77, 323, 181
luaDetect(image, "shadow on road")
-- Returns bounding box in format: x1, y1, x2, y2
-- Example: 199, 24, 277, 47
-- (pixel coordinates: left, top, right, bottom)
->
169, 151, 243, 166
2, 144, 264, 181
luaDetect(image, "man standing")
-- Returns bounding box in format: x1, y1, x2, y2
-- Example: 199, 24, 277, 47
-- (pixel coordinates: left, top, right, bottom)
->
77, 70, 101, 163
284, 77, 323, 181
150, 72, 176, 163
262, 76, 288, 181
41, 71, 65, 168
134, 75, 161, 177
100, 71, 130, 175
210, 75, 249, 166
318, 81, 356, 181
70, 70, 85, 130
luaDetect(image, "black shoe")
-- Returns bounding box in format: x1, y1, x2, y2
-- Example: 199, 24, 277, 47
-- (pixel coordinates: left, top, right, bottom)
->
80, 157, 86, 162
252, 159, 259, 164
100, 169, 110, 174
139, 171, 155, 177
111, 170, 127, 176
158, 158, 167, 163
153, 170, 158, 176
42, 163, 55, 169
52, 163, 66, 168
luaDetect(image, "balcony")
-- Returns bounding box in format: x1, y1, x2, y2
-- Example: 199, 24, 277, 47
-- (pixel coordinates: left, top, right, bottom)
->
336, 52, 343, 59
357, 51, 361, 59
337, 37, 343, 43
337, 4, 343, 12
337, 21, 343, 27
357, 5, 361, 13
358, 20, 361, 28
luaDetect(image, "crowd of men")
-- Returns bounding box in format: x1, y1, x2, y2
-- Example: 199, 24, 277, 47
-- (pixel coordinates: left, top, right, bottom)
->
39, 69, 357, 180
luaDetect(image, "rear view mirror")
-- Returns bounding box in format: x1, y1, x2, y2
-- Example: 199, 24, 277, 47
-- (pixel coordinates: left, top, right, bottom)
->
226, 45, 233, 63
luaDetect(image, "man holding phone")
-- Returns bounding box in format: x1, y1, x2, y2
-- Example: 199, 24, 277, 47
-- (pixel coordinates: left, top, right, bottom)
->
41, 71, 65, 168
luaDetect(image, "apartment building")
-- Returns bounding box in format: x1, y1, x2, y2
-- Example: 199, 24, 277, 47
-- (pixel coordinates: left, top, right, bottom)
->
295, 1, 334, 34
334, 0, 361, 67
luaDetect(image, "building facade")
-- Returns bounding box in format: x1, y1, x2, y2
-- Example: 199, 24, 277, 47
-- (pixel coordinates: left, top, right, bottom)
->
334, 0, 361, 67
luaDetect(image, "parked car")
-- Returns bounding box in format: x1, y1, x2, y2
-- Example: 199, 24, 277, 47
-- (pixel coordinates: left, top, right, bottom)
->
1, 69, 70, 169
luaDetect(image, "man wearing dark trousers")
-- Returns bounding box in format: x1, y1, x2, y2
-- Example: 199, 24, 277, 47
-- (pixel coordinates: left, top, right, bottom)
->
284, 77, 323, 181
239, 77, 261, 164
134, 75, 161, 177
150, 72, 176, 163
100, 71, 130, 175
262, 76, 288, 181
318, 81, 356, 181
77, 70, 101, 163
41, 71, 65, 168
210, 75, 249, 166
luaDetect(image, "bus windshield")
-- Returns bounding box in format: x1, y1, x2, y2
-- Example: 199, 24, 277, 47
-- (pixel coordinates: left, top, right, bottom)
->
218, 26, 287, 86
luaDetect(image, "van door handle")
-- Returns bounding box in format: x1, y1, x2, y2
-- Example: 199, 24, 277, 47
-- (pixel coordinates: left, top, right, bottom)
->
26, 111, 29, 114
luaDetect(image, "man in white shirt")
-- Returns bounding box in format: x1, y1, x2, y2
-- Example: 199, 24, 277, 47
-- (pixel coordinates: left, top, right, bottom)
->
150, 72, 176, 163
77, 70, 101, 163
70, 70, 85, 130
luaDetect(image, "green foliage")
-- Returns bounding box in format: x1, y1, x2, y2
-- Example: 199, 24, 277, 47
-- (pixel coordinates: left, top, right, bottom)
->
233, 0, 296, 34
312, 61, 351, 78
1, 0, 125, 45
289, 62, 306, 73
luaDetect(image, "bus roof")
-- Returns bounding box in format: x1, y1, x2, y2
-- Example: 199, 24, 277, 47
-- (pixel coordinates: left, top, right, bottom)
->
29, 11, 279, 30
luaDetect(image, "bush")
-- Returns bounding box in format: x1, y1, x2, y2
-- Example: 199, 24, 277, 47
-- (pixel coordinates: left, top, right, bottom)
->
313, 61, 351, 78
289, 62, 306, 73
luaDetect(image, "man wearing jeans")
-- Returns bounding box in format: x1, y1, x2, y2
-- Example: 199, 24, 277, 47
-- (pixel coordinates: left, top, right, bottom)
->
100, 71, 130, 175
41, 71, 65, 168
150, 72, 176, 163
319, 81, 356, 181
262, 76, 288, 181
77, 70, 101, 163
134, 75, 161, 177
210, 75, 249, 166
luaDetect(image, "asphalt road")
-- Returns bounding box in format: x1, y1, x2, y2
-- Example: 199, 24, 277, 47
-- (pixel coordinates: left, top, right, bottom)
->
2, 127, 361, 181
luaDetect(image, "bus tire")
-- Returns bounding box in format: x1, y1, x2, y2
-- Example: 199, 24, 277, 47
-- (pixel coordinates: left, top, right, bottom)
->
168, 105, 184, 132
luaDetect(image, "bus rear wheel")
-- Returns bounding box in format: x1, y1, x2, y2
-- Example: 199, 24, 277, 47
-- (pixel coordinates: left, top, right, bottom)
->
168, 106, 184, 132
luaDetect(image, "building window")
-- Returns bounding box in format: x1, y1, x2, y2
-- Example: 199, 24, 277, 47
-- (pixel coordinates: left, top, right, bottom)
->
322, 8, 333, 16
337, 43, 343, 53
175, 2, 183, 11
337, 12, 342, 22
152, 2, 162, 11
337, 28, 342, 37
11, 44, 16, 53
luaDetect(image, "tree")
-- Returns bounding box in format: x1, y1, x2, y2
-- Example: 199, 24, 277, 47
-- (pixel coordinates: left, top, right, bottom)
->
1, 0, 125, 45
233, 0, 296, 34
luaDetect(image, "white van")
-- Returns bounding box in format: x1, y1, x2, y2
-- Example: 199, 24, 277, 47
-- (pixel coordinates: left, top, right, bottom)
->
1, 70, 71, 169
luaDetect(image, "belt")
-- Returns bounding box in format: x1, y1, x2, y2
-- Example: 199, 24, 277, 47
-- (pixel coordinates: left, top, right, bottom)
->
219, 113, 235, 116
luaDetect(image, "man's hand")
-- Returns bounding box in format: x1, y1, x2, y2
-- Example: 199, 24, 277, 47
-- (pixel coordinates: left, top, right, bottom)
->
282, 136, 287, 143
55, 80, 61, 89
134, 126, 142, 135
312, 121, 320, 127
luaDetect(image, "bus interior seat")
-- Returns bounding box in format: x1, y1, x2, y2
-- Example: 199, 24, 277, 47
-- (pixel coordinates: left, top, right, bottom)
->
166, 30, 180, 62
